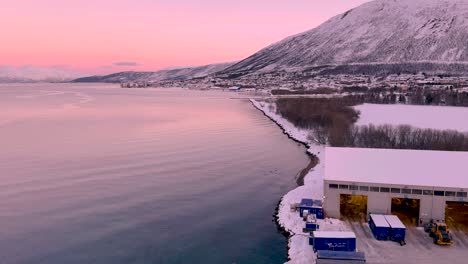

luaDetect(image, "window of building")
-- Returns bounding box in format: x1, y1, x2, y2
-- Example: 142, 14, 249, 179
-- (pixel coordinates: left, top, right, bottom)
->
391, 188, 401, 193
412, 189, 423, 195
339, 185, 349, 190
380, 187, 390, 193
349, 185, 359, 191
359, 186, 369, 191
423, 190, 433, 196
434, 190, 445, 196
456, 192, 468, 198
329, 184, 338, 189
402, 188, 411, 194
370, 186, 380, 192
445, 191, 456, 197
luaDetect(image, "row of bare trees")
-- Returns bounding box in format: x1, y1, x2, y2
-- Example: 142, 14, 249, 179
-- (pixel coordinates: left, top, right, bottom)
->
334, 124, 468, 151
275, 98, 360, 130
275, 97, 468, 151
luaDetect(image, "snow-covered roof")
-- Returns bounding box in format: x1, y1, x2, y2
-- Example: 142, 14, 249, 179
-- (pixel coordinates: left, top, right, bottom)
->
312, 231, 356, 238
370, 214, 390, 227
384, 215, 406, 229
325, 147, 468, 189
300, 199, 314, 207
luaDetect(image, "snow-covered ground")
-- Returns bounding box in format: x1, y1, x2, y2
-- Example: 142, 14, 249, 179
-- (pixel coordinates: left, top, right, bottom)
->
251, 99, 468, 264
354, 103, 468, 132
250, 99, 348, 264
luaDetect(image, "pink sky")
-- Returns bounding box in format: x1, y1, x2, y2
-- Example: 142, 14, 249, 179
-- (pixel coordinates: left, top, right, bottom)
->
1, 0, 369, 75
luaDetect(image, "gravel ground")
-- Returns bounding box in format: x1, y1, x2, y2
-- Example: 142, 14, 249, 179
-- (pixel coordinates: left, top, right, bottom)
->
347, 221, 468, 264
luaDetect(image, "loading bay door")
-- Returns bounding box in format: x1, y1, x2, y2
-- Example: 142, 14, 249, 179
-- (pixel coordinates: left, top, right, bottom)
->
391, 198, 420, 226
446, 202, 468, 229
340, 194, 368, 221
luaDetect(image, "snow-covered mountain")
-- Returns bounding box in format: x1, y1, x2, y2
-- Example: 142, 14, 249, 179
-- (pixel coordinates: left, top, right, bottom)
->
0, 65, 82, 83
221, 0, 468, 76
73, 62, 234, 83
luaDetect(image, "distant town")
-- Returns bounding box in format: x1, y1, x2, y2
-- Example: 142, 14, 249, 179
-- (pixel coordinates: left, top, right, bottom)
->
120, 73, 468, 107
122, 73, 468, 91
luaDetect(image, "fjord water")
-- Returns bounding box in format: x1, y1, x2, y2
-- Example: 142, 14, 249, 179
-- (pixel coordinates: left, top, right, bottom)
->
0, 84, 309, 264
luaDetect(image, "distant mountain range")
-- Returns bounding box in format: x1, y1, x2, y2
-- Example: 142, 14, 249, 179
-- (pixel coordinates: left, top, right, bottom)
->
0, 65, 82, 83
0, 77, 36, 83
0, 77, 73, 83
75, 0, 468, 83
73, 62, 234, 83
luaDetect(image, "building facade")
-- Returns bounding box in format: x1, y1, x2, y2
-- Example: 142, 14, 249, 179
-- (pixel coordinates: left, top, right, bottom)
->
323, 147, 468, 225
323, 180, 468, 223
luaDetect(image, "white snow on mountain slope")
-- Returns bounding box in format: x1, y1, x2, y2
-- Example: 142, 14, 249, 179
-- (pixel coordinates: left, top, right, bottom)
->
223, 0, 468, 75
73, 62, 235, 83
0, 65, 83, 82
142, 62, 235, 82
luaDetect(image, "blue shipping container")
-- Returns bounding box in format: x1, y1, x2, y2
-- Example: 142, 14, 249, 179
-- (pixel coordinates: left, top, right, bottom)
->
299, 199, 325, 219
311, 231, 357, 252
316, 250, 366, 264
369, 214, 390, 241
317, 250, 366, 260
384, 215, 406, 242
306, 222, 320, 230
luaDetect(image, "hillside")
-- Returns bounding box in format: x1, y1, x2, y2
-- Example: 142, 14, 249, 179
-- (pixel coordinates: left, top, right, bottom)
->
73, 62, 234, 83
220, 0, 468, 77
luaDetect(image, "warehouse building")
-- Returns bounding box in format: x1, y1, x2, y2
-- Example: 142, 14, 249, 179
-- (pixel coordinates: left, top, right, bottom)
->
323, 147, 468, 227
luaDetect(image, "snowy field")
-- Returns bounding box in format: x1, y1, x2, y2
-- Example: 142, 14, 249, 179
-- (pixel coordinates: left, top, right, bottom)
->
251, 99, 468, 264
354, 104, 468, 132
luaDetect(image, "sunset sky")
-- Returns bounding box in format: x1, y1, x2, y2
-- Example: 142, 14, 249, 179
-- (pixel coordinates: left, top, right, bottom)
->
1, 0, 368, 77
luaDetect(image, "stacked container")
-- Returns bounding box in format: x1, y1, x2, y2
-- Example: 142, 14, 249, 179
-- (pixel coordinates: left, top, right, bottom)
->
304, 214, 320, 232
310, 231, 357, 252
298, 198, 324, 219
316, 250, 366, 264
384, 214, 406, 243
369, 214, 390, 240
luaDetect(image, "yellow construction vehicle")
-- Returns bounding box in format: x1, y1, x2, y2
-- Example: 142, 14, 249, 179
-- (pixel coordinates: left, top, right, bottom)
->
425, 221, 454, 246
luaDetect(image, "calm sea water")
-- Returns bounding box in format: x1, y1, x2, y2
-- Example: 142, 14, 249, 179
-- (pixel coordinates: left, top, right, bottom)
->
0, 84, 309, 264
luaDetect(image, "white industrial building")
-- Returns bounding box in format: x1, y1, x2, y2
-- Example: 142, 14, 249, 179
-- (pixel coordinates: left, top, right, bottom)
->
323, 147, 468, 225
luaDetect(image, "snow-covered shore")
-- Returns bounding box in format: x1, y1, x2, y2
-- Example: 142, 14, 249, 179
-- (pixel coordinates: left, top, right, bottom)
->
250, 99, 347, 264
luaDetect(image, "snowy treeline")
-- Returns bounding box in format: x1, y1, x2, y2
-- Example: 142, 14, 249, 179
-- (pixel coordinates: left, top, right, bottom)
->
275, 97, 359, 131
334, 124, 468, 152
275, 97, 468, 151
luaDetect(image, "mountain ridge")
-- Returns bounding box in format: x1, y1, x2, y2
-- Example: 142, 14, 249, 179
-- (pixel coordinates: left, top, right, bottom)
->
74, 0, 468, 84
219, 0, 468, 77
73, 62, 235, 83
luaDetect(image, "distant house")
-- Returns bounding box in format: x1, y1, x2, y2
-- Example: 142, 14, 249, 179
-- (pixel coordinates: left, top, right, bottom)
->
228, 86, 241, 91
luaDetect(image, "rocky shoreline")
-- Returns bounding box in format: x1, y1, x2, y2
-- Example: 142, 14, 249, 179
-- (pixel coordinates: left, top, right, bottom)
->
250, 99, 347, 264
